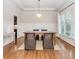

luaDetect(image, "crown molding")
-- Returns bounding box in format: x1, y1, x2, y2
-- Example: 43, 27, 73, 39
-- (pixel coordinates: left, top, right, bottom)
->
12, 0, 74, 11
12, 0, 57, 11
12, 0, 24, 10
58, 0, 75, 12
23, 8, 57, 11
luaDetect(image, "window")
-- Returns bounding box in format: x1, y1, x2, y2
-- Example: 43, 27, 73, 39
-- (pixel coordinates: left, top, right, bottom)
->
60, 15, 65, 34
59, 4, 75, 39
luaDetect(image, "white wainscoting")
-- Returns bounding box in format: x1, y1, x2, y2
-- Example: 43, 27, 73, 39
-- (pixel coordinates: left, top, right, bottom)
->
3, 32, 15, 46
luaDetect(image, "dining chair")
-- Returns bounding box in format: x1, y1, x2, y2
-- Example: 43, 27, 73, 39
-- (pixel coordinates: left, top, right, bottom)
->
41, 29, 47, 40
33, 29, 39, 40
43, 33, 54, 49
25, 33, 36, 50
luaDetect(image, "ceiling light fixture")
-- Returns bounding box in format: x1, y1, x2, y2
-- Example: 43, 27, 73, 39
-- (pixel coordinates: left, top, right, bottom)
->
37, 0, 42, 18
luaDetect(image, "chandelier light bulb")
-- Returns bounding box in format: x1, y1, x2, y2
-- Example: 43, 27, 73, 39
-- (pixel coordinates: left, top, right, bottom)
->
37, 13, 42, 18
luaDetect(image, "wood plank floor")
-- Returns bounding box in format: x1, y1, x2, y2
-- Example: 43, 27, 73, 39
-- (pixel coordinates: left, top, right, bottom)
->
3, 37, 74, 59
4, 50, 67, 59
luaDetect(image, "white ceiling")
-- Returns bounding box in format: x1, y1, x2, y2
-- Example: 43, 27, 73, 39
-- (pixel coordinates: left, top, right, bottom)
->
13, 0, 74, 10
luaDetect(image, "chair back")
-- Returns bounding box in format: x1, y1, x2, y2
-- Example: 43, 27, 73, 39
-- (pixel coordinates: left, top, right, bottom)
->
43, 33, 54, 49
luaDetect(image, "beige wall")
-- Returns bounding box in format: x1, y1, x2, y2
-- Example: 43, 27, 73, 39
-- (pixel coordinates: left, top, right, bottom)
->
20, 10, 57, 23
3, 0, 21, 34
3, 0, 21, 46
17, 10, 58, 37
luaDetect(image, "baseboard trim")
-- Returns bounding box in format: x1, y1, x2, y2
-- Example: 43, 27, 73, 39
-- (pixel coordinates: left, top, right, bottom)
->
3, 36, 24, 47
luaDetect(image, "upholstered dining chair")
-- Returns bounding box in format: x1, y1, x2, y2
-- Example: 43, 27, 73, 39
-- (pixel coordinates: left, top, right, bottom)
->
33, 29, 39, 40
25, 33, 36, 50
41, 29, 47, 40
43, 33, 54, 49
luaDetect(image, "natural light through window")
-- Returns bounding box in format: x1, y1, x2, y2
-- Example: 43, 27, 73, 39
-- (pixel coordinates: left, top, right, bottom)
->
59, 4, 75, 39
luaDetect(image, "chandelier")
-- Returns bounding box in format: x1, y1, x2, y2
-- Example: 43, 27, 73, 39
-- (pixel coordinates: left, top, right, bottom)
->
36, 0, 42, 18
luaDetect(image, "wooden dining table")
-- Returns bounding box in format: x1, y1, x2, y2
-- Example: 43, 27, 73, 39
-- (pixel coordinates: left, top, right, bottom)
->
24, 31, 56, 34
24, 31, 56, 50
24, 31, 56, 40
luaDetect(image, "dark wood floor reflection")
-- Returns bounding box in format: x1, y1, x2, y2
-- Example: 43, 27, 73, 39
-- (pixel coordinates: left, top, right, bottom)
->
3, 36, 75, 59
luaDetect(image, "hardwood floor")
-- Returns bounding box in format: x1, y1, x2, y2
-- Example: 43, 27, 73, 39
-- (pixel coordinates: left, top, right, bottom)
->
3, 36, 75, 59
54, 36, 75, 59
4, 50, 67, 59
3, 37, 24, 57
